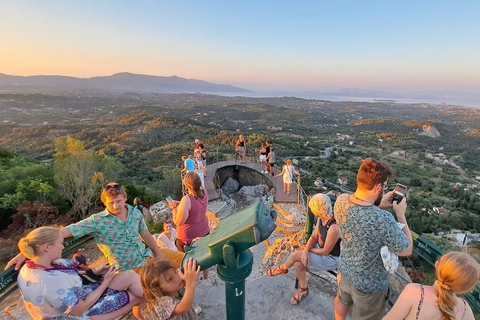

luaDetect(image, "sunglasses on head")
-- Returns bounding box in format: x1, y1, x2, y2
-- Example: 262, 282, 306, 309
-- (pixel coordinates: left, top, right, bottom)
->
104, 183, 121, 191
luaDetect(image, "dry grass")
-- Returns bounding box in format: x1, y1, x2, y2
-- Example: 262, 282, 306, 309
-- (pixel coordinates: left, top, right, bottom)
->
260, 230, 305, 271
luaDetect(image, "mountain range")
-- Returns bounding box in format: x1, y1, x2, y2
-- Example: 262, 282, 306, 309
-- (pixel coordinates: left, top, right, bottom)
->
1, 72, 479, 106
0, 72, 250, 94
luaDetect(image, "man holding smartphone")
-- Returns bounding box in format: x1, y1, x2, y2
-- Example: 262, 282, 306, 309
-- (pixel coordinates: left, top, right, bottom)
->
333, 158, 413, 320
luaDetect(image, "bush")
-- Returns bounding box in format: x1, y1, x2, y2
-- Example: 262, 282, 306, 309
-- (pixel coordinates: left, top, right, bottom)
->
155, 168, 183, 200
146, 215, 164, 235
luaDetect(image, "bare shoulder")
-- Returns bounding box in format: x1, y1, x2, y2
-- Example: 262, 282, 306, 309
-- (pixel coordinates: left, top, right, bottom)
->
459, 297, 475, 320
328, 223, 340, 232
401, 283, 423, 297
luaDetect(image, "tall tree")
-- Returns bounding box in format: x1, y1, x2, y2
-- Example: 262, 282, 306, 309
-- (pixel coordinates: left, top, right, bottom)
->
54, 136, 123, 220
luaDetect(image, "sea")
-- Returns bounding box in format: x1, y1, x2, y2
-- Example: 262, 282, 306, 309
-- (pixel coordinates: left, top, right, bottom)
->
209, 91, 480, 109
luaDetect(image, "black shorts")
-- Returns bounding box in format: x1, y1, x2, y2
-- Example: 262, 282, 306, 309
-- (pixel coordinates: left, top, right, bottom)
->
268, 163, 275, 167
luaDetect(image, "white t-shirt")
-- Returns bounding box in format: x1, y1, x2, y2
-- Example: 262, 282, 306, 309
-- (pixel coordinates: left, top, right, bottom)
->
156, 229, 178, 251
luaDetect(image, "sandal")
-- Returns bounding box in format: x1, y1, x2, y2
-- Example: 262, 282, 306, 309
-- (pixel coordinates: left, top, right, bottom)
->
290, 287, 309, 305
267, 265, 288, 276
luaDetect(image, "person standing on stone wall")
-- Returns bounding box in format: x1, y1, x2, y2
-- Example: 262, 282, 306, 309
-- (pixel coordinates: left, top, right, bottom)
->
194, 138, 201, 155
275, 159, 299, 195
199, 143, 207, 173
266, 147, 276, 176
185, 155, 195, 173
259, 143, 268, 174
236, 135, 247, 163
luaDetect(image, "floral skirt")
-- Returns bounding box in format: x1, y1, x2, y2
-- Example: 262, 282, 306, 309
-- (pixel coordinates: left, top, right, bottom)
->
82, 284, 130, 316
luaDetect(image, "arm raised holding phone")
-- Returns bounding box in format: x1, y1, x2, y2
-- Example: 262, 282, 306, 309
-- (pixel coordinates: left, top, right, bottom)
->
166, 196, 180, 209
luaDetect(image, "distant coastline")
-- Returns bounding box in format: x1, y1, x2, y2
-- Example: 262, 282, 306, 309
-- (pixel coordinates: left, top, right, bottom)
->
210, 91, 480, 109
374, 99, 397, 102
1, 72, 479, 108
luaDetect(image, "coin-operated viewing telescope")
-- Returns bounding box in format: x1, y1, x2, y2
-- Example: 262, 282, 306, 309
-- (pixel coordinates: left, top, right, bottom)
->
181, 201, 277, 320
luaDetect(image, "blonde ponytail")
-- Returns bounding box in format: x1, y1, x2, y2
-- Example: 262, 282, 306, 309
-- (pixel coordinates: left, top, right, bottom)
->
18, 238, 35, 260
434, 279, 456, 320
18, 226, 61, 259
435, 252, 480, 320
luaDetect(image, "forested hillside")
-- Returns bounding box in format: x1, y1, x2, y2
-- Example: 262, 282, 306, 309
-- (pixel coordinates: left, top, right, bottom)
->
2, 92, 480, 249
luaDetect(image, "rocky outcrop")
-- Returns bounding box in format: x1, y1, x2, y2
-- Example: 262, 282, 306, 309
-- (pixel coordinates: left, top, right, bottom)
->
220, 180, 275, 210
149, 200, 171, 222
237, 185, 273, 207
221, 177, 240, 195
419, 124, 441, 138
220, 190, 238, 208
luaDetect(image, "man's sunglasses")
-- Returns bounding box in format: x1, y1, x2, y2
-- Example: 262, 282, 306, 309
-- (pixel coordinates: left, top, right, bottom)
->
104, 184, 121, 191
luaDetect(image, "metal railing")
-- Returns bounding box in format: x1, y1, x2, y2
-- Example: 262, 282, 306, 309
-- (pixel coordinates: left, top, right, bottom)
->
294, 170, 307, 207
180, 170, 188, 196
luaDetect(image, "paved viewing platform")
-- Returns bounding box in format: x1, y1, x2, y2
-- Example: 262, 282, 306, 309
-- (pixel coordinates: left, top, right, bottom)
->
192, 236, 339, 320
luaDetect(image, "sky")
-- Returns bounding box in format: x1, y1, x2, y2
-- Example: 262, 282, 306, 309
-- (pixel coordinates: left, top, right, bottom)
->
1, 1, 480, 93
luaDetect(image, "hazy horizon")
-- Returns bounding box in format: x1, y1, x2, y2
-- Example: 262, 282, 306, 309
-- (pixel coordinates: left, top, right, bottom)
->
1, 70, 480, 108
1, 1, 480, 95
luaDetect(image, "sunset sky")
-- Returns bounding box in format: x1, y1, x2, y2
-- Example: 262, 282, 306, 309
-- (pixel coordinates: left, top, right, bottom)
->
1, 1, 479, 92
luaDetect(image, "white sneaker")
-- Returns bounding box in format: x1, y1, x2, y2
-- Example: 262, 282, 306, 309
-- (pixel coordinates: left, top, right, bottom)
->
192, 301, 202, 315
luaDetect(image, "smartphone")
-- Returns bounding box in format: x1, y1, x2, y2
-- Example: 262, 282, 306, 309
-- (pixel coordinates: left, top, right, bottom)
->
392, 183, 407, 203
166, 196, 174, 204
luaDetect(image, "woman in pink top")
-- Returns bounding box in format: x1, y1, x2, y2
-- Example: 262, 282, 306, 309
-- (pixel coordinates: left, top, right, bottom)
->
169, 171, 210, 279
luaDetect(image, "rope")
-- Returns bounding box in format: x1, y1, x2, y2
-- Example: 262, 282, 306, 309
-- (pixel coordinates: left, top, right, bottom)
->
404, 255, 426, 285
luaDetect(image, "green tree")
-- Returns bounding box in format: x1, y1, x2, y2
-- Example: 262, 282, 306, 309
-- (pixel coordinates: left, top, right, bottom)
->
25, 179, 55, 203
154, 168, 183, 200
0, 192, 25, 210
5, 179, 56, 205
0, 148, 56, 232
54, 136, 124, 220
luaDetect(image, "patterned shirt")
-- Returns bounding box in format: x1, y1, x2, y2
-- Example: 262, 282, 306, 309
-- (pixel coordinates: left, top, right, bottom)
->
141, 296, 197, 320
334, 193, 409, 293
66, 205, 152, 271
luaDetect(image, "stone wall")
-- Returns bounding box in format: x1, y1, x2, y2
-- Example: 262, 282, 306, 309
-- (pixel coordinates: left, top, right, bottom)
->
216, 166, 273, 189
